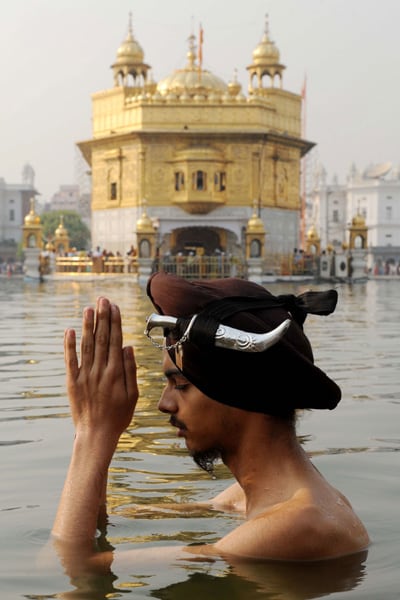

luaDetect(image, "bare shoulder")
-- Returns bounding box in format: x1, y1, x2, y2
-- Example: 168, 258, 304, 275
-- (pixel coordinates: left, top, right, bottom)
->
214, 489, 370, 561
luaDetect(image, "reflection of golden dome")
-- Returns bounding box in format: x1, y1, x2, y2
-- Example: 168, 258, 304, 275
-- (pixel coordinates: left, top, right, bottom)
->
24, 198, 41, 225
352, 213, 366, 227
157, 34, 228, 98
252, 17, 280, 65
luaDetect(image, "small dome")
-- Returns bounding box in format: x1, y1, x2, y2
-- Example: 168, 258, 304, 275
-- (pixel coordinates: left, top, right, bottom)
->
136, 203, 156, 233
45, 240, 55, 252
306, 225, 319, 241
55, 215, 68, 237
115, 18, 144, 66
352, 213, 366, 227
24, 198, 41, 225
247, 210, 265, 233
252, 16, 280, 65
228, 69, 242, 96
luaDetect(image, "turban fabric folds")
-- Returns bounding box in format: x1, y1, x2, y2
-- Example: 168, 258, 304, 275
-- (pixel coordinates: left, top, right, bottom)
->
146, 272, 341, 415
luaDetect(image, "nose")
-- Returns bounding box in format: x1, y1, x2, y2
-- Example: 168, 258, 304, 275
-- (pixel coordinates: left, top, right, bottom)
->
157, 385, 178, 414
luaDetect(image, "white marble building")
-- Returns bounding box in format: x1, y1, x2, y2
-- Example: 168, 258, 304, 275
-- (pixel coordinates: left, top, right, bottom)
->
0, 163, 38, 248
310, 161, 400, 273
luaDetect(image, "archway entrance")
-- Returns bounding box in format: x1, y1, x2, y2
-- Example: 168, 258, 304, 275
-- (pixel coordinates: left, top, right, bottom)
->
172, 227, 222, 255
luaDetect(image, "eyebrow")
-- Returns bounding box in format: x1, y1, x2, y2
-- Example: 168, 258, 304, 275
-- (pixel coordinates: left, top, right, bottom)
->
164, 368, 183, 379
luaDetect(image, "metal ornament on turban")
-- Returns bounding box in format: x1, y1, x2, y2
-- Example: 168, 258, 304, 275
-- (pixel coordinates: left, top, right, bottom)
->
146, 272, 341, 415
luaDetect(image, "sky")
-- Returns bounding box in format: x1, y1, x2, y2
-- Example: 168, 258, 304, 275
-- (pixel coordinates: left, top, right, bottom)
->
1, 0, 400, 201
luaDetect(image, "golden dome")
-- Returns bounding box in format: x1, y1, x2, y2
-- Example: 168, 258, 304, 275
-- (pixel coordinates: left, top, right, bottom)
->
352, 213, 366, 227
55, 215, 68, 237
306, 224, 319, 241
136, 202, 156, 233
252, 16, 280, 65
157, 34, 228, 98
228, 69, 242, 96
247, 209, 265, 233
114, 17, 144, 66
45, 240, 55, 252
24, 198, 41, 226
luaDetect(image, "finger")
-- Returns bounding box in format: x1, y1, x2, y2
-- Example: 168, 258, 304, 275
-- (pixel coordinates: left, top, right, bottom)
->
123, 346, 139, 408
93, 297, 111, 367
80, 306, 95, 371
107, 303, 123, 368
64, 328, 79, 383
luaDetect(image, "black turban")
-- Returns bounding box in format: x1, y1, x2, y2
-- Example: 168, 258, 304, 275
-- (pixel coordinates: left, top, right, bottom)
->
146, 272, 341, 415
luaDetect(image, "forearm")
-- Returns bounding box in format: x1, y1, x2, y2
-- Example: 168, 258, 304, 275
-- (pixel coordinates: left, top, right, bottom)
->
97, 470, 109, 531
52, 299, 137, 577
52, 431, 118, 547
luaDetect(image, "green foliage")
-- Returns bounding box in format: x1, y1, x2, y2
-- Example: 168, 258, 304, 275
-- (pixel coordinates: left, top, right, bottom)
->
41, 210, 91, 251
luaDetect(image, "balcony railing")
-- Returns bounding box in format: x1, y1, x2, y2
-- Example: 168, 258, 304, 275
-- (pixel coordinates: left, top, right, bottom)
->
55, 256, 137, 274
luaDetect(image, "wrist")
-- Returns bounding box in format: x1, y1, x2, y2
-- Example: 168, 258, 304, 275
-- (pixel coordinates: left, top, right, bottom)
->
73, 429, 119, 465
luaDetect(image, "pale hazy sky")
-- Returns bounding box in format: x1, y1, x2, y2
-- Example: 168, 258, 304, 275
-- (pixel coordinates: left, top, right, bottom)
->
1, 0, 399, 201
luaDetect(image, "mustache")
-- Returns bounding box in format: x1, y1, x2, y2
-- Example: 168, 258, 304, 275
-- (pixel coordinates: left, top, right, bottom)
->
169, 415, 187, 430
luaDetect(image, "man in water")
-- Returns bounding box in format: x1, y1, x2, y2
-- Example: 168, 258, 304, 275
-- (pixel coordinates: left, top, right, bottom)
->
52, 272, 369, 572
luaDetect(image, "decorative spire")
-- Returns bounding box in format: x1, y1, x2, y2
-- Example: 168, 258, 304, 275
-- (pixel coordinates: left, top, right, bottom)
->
198, 23, 204, 71
128, 11, 133, 36
112, 14, 150, 87
247, 12, 285, 91
264, 13, 269, 37
186, 34, 197, 68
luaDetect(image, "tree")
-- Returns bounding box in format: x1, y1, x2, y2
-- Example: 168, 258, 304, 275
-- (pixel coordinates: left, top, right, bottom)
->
41, 210, 91, 251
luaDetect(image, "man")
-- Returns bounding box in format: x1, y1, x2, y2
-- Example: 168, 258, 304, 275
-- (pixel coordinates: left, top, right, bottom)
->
52, 272, 369, 574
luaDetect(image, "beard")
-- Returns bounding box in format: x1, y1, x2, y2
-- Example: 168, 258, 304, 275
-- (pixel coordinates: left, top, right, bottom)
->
191, 447, 222, 474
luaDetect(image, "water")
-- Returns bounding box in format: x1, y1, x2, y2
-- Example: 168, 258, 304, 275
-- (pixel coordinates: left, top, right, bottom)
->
0, 277, 399, 599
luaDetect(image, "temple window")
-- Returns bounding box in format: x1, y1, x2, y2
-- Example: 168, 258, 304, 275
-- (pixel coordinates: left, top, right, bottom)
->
9, 209, 15, 222
192, 170, 207, 191
110, 182, 117, 200
174, 171, 185, 191
214, 171, 226, 191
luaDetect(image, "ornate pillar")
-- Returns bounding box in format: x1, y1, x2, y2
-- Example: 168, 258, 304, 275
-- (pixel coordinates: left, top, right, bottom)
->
348, 214, 368, 281
245, 205, 266, 283
54, 216, 70, 255
22, 198, 43, 279
136, 200, 157, 284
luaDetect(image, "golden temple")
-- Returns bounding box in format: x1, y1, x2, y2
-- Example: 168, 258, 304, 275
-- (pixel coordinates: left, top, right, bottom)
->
77, 14, 313, 261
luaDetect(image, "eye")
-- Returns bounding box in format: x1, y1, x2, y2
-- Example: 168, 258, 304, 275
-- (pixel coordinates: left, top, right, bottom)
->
175, 383, 188, 391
